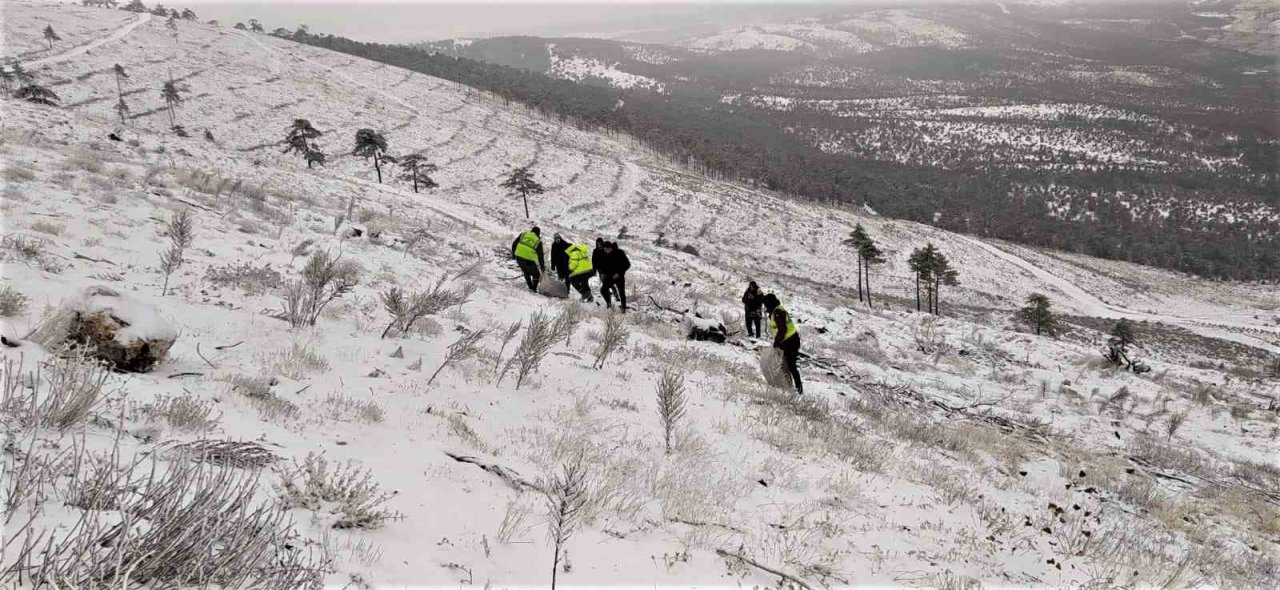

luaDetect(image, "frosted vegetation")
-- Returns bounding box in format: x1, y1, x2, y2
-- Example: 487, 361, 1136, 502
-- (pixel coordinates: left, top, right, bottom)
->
1, 1, 1277, 588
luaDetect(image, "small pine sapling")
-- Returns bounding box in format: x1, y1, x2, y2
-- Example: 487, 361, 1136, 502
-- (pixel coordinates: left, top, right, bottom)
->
158, 208, 195, 295
656, 370, 686, 455
591, 313, 629, 369
428, 328, 490, 385
545, 455, 589, 590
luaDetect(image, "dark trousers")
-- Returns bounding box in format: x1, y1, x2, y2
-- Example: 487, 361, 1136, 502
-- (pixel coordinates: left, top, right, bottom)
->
780, 336, 802, 394
568, 270, 595, 301
517, 259, 540, 292
601, 274, 627, 310
745, 310, 762, 337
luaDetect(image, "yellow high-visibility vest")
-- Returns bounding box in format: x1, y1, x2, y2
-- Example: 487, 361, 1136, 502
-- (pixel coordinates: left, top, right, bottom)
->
514, 231, 541, 262
567, 244, 593, 277
768, 304, 798, 341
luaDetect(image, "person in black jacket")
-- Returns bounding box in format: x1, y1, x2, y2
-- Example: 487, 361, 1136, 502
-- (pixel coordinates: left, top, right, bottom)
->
742, 281, 763, 338
598, 241, 631, 312
550, 233, 570, 281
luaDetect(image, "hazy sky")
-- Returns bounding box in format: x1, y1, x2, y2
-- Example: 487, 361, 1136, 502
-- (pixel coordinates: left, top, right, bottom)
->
174, 1, 920, 43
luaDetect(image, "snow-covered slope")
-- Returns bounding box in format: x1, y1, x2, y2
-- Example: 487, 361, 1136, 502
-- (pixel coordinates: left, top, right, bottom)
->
3, 1, 1278, 588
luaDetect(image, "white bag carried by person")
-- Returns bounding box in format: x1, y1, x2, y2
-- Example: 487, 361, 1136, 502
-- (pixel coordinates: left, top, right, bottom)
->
758, 346, 793, 389
536, 269, 569, 298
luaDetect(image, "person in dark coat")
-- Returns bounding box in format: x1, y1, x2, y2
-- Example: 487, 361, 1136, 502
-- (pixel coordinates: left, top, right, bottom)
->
597, 241, 631, 312
510, 226, 543, 292
550, 234, 570, 281
742, 281, 763, 337
763, 293, 802, 395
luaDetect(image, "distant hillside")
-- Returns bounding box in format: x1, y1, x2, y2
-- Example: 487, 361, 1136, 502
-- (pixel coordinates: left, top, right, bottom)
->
411, 1, 1279, 281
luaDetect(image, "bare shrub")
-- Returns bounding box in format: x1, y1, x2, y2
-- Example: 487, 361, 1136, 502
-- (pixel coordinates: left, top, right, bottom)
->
137, 393, 218, 432
166, 439, 280, 469
429, 328, 490, 385
2, 234, 64, 273
205, 261, 283, 295
591, 313, 630, 369
158, 207, 195, 295
379, 277, 474, 339
4, 457, 325, 588
3, 165, 36, 182
4, 352, 111, 431
0, 284, 29, 316
61, 149, 104, 174
1165, 411, 1187, 440
261, 340, 330, 380
277, 452, 401, 529
496, 496, 533, 543
911, 315, 948, 356
322, 392, 385, 424
544, 454, 590, 590
30, 220, 64, 236
280, 251, 361, 327
656, 370, 686, 455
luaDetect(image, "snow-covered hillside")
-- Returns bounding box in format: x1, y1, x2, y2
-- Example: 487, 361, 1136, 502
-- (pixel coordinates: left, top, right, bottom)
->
3, 1, 1278, 588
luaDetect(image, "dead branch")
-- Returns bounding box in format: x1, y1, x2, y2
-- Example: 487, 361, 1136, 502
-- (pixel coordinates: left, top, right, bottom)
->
196, 342, 217, 369
715, 548, 813, 590
214, 341, 244, 350
444, 451, 543, 493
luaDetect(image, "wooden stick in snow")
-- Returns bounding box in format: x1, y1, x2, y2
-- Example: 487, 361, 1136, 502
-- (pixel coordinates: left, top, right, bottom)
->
714, 548, 813, 590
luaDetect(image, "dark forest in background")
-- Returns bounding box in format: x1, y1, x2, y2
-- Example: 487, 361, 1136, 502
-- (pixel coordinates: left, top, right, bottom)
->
293, 7, 1277, 281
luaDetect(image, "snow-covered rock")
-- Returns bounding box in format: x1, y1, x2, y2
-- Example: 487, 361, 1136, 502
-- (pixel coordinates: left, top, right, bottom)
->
31, 285, 177, 372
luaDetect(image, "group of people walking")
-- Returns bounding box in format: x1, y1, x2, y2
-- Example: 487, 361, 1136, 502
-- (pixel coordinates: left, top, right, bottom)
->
510, 227, 631, 312
510, 227, 801, 395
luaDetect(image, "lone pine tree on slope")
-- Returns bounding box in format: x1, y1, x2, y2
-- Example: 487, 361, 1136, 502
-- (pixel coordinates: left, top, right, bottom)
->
283, 118, 325, 168
1017, 293, 1061, 337
501, 165, 545, 218
42, 25, 61, 50
160, 77, 184, 127
352, 128, 389, 182
397, 153, 438, 193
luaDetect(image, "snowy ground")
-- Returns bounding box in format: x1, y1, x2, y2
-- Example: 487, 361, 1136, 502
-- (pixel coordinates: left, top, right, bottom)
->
2, 1, 1278, 588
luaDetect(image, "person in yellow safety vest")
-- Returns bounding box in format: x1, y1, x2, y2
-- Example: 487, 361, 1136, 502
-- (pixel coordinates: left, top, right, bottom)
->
564, 242, 595, 302
763, 293, 802, 395
510, 227, 544, 292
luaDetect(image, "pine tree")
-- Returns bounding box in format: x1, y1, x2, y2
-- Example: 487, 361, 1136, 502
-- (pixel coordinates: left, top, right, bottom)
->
908, 243, 958, 315
234, 22, 247, 30
842, 224, 870, 302
929, 250, 959, 315
908, 244, 936, 313
397, 153, 438, 193
1106, 319, 1137, 365
1017, 293, 1060, 337
248, 19, 264, 33
352, 128, 388, 182
43, 25, 61, 50
122, 0, 146, 13
112, 64, 129, 123
160, 77, 184, 126
283, 118, 324, 168
500, 165, 545, 219
166, 14, 178, 32
149, 4, 168, 17
180, 7, 196, 20
859, 239, 886, 308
